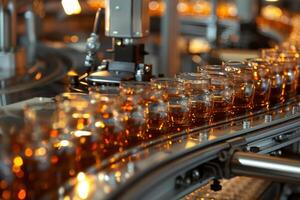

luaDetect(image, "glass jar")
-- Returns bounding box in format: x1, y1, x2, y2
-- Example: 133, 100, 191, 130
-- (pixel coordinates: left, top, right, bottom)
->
21, 101, 60, 198
198, 65, 235, 122
261, 49, 286, 105
246, 58, 271, 110
269, 61, 286, 105
151, 78, 189, 132
89, 90, 125, 158
119, 82, 148, 146
176, 72, 212, 127
55, 93, 98, 173
143, 82, 169, 139
277, 46, 300, 94
223, 61, 255, 115
278, 51, 299, 98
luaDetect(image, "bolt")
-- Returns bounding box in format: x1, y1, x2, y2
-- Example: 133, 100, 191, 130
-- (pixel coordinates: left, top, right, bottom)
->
145, 65, 151, 72
199, 132, 208, 142
243, 120, 251, 129
218, 151, 228, 162
264, 115, 272, 123
191, 170, 201, 181
175, 176, 184, 189
250, 146, 260, 153
184, 177, 192, 186
210, 179, 222, 192
275, 135, 286, 142
292, 106, 298, 115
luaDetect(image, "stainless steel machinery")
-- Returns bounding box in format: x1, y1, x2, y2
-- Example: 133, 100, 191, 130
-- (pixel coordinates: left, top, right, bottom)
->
82, 0, 153, 86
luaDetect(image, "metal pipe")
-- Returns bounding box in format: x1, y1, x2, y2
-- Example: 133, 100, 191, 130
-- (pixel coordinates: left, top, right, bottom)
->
160, 0, 180, 76
0, 1, 9, 51
207, 0, 218, 47
231, 152, 300, 183
0, 0, 16, 52
7, 0, 16, 49
236, 0, 259, 24
25, 8, 37, 44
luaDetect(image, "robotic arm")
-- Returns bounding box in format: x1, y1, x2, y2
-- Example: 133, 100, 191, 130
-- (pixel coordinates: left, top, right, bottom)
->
82, 0, 152, 87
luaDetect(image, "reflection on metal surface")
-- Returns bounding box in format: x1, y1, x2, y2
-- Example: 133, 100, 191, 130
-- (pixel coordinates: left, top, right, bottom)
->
231, 152, 300, 182
76, 172, 91, 199
239, 157, 300, 173
73, 130, 92, 137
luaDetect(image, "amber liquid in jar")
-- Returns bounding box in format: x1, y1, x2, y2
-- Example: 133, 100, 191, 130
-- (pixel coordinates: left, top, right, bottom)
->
146, 113, 168, 138
188, 101, 211, 127
269, 74, 285, 106
168, 104, 189, 132
233, 88, 253, 115
23, 153, 63, 199
68, 114, 100, 171
92, 103, 125, 158
284, 74, 298, 99
52, 141, 77, 181
146, 99, 169, 139
297, 66, 300, 94
166, 93, 189, 132
121, 102, 145, 147
233, 96, 250, 115
270, 87, 285, 105
252, 79, 271, 110
281, 57, 299, 99
124, 118, 146, 147
74, 134, 101, 171
99, 124, 124, 158
69, 117, 89, 130
212, 96, 232, 122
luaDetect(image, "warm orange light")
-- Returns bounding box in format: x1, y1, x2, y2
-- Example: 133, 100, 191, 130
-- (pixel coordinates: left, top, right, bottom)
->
35, 72, 42, 80
17, 189, 26, 200
87, 0, 105, 9
189, 38, 211, 54
2, 190, 11, 200
261, 5, 283, 20
25, 148, 33, 157
13, 156, 23, 167
61, 0, 82, 15
35, 147, 47, 157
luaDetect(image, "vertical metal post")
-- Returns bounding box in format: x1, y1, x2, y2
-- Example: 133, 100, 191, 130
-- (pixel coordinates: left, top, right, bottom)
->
0, 0, 17, 74
236, 0, 259, 23
207, 0, 218, 47
0, 0, 9, 52
7, 0, 16, 50
160, 0, 180, 76
0, 0, 16, 52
